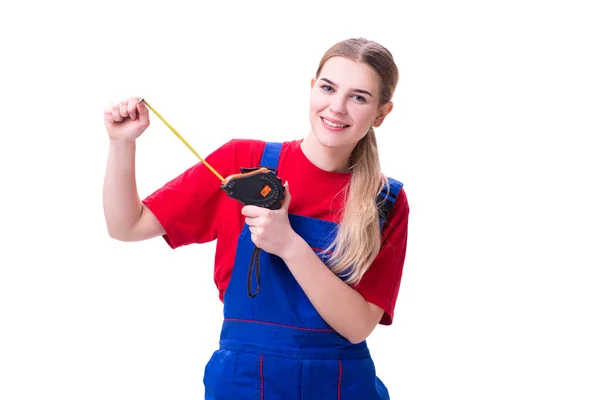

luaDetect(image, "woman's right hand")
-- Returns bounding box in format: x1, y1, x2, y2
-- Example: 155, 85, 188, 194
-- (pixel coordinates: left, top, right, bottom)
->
104, 96, 150, 141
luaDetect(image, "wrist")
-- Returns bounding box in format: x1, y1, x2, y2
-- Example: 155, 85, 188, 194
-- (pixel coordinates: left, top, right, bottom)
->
280, 232, 310, 264
109, 137, 136, 148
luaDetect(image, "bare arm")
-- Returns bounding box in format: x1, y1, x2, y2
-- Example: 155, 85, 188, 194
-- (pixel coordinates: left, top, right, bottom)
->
282, 236, 383, 344
102, 97, 165, 242
242, 184, 383, 344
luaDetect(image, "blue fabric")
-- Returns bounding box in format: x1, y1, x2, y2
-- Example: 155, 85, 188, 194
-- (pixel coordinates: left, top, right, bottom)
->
259, 141, 283, 172
203, 143, 393, 399
378, 177, 403, 229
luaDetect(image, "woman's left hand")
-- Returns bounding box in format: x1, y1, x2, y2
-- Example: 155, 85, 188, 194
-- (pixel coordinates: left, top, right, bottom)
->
241, 182, 299, 258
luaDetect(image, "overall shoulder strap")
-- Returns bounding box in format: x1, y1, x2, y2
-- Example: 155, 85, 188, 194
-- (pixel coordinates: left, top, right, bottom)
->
378, 177, 404, 230
259, 142, 283, 172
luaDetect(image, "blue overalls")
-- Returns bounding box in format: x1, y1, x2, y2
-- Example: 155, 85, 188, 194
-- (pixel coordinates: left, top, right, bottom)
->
203, 142, 403, 399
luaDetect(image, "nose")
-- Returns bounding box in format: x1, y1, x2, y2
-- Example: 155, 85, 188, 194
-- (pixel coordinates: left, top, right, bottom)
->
329, 95, 347, 115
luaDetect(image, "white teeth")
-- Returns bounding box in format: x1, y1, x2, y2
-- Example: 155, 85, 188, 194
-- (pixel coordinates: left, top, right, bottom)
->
322, 118, 347, 128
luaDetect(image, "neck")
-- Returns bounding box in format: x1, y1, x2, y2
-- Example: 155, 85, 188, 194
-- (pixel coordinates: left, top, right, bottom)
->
301, 133, 353, 172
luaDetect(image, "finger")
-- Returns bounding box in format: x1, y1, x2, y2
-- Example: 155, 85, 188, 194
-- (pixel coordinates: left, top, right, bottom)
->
245, 216, 258, 227
281, 181, 292, 210
104, 106, 116, 123
137, 100, 149, 121
111, 103, 123, 122
119, 101, 129, 118
127, 97, 138, 120
242, 205, 265, 218
248, 226, 262, 236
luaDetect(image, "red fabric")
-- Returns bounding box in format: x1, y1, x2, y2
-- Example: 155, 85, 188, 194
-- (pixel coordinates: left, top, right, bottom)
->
142, 138, 409, 325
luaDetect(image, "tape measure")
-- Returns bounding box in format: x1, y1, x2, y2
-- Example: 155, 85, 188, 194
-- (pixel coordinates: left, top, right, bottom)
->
140, 98, 285, 210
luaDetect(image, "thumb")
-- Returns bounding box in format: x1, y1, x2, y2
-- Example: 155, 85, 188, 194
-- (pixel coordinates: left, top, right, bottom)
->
137, 100, 150, 121
281, 181, 291, 211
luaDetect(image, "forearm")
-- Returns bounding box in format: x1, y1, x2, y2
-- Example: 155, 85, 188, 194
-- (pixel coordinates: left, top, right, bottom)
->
102, 138, 143, 240
281, 235, 382, 344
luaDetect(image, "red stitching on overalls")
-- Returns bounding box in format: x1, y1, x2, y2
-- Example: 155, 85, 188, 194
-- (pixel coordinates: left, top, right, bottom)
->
260, 354, 265, 400
312, 247, 333, 254
224, 318, 335, 332
338, 360, 343, 399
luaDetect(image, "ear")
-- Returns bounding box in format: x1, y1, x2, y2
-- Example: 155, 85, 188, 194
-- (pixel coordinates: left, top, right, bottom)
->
373, 102, 394, 127
310, 77, 316, 89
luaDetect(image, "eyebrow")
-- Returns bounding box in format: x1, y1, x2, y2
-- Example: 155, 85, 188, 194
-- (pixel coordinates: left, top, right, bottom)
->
320, 78, 373, 98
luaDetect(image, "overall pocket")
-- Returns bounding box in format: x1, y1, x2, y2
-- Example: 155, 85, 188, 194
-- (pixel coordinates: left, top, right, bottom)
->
337, 357, 390, 400
203, 349, 262, 400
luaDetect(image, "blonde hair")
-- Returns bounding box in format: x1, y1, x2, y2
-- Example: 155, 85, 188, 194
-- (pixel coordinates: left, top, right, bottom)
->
318, 38, 399, 285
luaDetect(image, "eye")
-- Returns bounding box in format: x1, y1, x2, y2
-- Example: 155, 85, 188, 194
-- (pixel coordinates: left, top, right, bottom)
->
352, 95, 367, 103
320, 85, 334, 93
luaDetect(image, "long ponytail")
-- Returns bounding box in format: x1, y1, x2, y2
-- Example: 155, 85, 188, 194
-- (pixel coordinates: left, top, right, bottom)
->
315, 38, 398, 284
325, 128, 388, 284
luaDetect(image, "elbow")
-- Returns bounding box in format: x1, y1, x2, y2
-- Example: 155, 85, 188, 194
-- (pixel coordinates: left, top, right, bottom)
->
106, 225, 134, 242
345, 326, 374, 345
344, 310, 382, 344
346, 333, 369, 345
347, 336, 366, 345
107, 228, 126, 242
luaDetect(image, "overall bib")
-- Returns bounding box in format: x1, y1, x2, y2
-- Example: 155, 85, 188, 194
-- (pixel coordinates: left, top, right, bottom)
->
203, 142, 403, 399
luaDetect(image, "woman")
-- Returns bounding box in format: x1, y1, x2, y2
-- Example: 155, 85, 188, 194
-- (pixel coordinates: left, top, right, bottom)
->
103, 37, 409, 399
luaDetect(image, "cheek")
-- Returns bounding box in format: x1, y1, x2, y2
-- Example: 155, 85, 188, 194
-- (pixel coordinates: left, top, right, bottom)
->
309, 92, 329, 114
349, 107, 377, 127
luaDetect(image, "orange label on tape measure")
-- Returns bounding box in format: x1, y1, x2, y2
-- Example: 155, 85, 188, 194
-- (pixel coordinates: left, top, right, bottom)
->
260, 185, 272, 197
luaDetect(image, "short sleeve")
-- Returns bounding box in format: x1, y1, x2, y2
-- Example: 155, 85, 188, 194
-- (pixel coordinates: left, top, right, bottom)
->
141, 140, 237, 249
353, 188, 410, 325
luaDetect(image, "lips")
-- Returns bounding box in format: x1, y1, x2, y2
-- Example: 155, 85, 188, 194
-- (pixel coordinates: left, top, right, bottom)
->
321, 117, 350, 129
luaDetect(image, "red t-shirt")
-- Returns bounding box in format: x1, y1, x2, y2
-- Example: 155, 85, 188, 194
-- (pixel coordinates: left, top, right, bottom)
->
142, 139, 409, 325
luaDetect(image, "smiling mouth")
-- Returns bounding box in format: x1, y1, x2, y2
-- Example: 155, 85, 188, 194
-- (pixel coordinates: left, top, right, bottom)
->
321, 117, 350, 128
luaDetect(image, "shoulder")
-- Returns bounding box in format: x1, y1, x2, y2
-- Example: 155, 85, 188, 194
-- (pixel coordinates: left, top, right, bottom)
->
204, 139, 267, 171
379, 175, 409, 235
207, 139, 301, 175
219, 138, 266, 155
384, 176, 405, 199
380, 175, 409, 211
223, 139, 297, 157
227, 139, 301, 165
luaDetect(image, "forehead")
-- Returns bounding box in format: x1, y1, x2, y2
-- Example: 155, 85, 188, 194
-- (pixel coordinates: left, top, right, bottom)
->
318, 56, 380, 94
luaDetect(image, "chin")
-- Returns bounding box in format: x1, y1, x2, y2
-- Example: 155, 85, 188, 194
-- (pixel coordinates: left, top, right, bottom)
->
311, 128, 341, 147
317, 134, 358, 152
318, 126, 366, 149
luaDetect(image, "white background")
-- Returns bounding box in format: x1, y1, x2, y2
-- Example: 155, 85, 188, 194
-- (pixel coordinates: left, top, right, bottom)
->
1, 0, 599, 399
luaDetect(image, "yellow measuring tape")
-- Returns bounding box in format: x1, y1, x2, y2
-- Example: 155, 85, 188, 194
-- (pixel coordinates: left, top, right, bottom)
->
139, 98, 226, 183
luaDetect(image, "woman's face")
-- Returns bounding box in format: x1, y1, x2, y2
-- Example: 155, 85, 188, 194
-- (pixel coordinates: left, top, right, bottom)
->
308, 56, 391, 154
